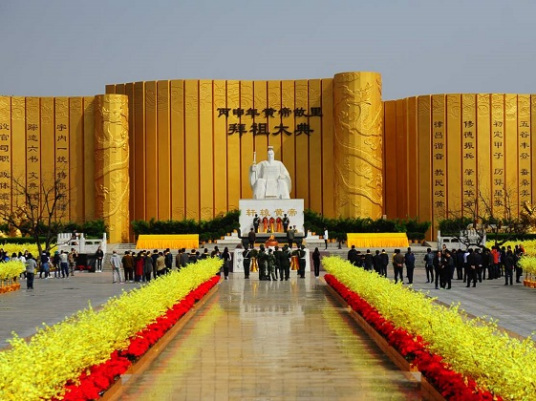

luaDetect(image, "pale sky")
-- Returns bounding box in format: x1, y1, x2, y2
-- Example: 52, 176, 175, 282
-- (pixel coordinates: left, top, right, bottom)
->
1, 0, 534, 100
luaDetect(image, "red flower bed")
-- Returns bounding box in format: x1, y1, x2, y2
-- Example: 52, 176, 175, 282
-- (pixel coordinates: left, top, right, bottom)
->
54, 276, 220, 401
325, 274, 500, 401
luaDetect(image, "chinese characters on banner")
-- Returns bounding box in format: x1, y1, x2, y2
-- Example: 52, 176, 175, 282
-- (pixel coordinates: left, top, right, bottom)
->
245, 208, 297, 218
462, 95, 477, 213
518, 96, 531, 205
0, 97, 11, 208
432, 97, 446, 217
26, 98, 41, 206
491, 96, 505, 213
55, 99, 69, 215
217, 107, 322, 136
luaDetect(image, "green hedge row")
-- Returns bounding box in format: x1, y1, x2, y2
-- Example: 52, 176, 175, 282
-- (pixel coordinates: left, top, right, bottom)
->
131, 210, 240, 243
129, 210, 430, 243
304, 210, 430, 241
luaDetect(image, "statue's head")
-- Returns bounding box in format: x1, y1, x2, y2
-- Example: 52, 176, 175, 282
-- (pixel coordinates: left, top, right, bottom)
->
267, 146, 274, 162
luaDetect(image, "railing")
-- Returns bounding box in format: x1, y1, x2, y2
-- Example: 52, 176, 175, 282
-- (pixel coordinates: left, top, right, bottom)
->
437, 230, 486, 250
57, 233, 107, 255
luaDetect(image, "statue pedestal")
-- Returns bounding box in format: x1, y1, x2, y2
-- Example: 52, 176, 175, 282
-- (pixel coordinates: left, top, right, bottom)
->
239, 199, 304, 237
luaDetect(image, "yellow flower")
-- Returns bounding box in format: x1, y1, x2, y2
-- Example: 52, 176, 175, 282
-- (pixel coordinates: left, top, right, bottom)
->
0, 258, 222, 400
323, 256, 536, 400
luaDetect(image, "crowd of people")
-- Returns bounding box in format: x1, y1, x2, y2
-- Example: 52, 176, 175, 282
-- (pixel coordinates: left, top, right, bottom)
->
346, 244, 526, 289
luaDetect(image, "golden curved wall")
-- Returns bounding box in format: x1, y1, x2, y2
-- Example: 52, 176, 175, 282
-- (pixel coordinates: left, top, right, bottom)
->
333, 72, 383, 219
2, 71, 535, 242
0, 94, 129, 243
94, 94, 130, 243
384, 93, 536, 237
107, 77, 346, 223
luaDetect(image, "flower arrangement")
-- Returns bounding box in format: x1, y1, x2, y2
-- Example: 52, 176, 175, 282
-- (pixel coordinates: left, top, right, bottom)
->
323, 256, 536, 400
0, 257, 222, 400
0, 260, 25, 294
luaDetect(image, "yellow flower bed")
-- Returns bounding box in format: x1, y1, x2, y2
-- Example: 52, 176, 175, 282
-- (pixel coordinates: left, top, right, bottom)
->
486, 239, 536, 256
0, 260, 25, 281
0, 243, 54, 257
323, 256, 536, 400
0, 258, 221, 401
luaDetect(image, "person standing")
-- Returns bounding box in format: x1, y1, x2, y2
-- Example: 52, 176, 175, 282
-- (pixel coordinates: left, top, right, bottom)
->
424, 248, 435, 283
287, 225, 295, 249
380, 249, 389, 277
258, 245, 268, 280
444, 251, 453, 289
253, 214, 260, 233
25, 253, 37, 290
110, 250, 123, 283
156, 251, 166, 276
298, 245, 307, 278
150, 249, 159, 278
348, 245, 358, 266
373, 250, 382, 274
274, 246, 283, 281
364, 250, 373, 271
267, 249, 277, 281
392, 249, 405, 284
134, 252, 144, 282
40, 251, 50, 279
455, 248, 465, 280
122, 251, 134, 282
282, 214, 289, 232
404, 247, 415, 284
95, 246, 104, 272
164, 248, 173, 273
248, 228, 256, 249
433, 250, 444, 289
180, 248, 190, 268
312, 247, 321, 278
281, 245, 291, 280
515, 245, 524, 283
221, 247, 231, 280
504, 247, 514, 286
143, 252, 153, 283
474, 248, 483, 282
59, 251, 69, 279
68, 248, 78, 276
243, 246, 251, 279
323, 227, 329, 250
466, 249, 477, 288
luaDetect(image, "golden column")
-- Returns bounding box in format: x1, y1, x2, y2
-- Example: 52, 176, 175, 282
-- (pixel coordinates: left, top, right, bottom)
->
94, 94, 130, 243
333, 72, 383, 219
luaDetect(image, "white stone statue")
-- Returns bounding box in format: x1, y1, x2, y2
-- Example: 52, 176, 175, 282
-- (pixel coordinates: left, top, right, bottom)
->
249, 146, 291, 199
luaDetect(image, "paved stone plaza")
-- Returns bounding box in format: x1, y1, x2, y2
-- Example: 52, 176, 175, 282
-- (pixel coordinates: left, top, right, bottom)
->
1, 243, 534, 399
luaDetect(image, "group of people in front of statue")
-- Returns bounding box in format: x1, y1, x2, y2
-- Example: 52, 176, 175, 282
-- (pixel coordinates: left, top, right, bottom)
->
241, 243, 308, 280
347, 244, 525, 289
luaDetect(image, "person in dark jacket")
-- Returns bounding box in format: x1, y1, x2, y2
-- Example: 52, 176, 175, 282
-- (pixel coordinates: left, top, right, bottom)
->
404, 247, 415, 284
364, 250, 374, 271
312, 247, 321, 278
466, 249, 477, 288
504, 247, 515, 286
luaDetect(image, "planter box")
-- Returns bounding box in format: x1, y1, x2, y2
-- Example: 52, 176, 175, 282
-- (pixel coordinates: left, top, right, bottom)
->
324, 281, 445, 401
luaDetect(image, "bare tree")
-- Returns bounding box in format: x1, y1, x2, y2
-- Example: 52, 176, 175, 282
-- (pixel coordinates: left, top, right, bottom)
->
0, 173, 68, 257
439, 186, 527, 249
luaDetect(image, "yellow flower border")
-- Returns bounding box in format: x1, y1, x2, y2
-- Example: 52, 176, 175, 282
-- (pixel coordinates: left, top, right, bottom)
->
0, 258, 222, 401
0, 260, 25, 281
323, 256, 536, 400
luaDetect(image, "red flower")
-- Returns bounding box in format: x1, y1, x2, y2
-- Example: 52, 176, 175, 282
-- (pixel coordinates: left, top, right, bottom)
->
325, 274, 502, 401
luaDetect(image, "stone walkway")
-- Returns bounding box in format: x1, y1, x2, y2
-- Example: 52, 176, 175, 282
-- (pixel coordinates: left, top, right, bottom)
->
1, 243, 535, 400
